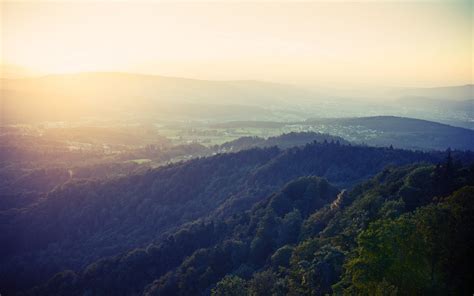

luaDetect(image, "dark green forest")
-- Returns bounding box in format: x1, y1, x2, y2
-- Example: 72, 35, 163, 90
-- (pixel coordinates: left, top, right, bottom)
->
23, 154, 474, 295
1, 138, 473, 295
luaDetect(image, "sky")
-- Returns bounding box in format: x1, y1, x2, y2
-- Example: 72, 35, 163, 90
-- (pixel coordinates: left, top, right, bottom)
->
1, 0, 472, 87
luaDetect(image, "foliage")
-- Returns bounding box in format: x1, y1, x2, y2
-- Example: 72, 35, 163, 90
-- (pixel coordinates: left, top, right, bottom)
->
211, 275, 248, 296
2, 144, 474, 295
2, 141, 449, 293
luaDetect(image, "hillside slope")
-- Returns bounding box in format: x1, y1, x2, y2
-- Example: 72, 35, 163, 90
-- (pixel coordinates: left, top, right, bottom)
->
27, 161, 474, 295
303, 116, 474, 150
0, 142, 462, 293
211, 116, 474, 151
216, 132, 349, 152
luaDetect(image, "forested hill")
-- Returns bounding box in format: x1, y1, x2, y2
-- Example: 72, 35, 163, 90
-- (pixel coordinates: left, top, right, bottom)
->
1, 142, 473, 293
214, 116, 474, 151
216, 132, 349, 152
29, 159, 474, 295
305, 116, 474, 151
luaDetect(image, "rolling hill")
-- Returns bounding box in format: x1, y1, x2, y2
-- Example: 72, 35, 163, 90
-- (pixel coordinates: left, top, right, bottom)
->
1, 72, 316, 123
2, 141, 467, 293
208, 116, 474, 151
306, 116, 474, 150
392, 84, 473, 102
21, 160, 474, 295
216, 132, 349, 152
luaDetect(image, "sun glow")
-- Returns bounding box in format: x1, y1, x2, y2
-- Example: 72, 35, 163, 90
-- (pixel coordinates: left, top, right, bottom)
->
1, 1, 472, 86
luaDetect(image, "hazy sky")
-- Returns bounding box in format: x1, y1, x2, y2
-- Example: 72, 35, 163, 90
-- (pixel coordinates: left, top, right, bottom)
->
1, 0, 472, 87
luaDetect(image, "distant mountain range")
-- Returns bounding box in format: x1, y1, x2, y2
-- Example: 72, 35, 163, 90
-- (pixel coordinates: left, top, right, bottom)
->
385, 85, 473, 129
392, 84, 473, 102
1, 72, 316, 123
2, 72, 472, 125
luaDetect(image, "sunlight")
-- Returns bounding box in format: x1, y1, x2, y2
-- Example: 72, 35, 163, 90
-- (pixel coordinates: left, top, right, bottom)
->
2, 1, 472, 86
